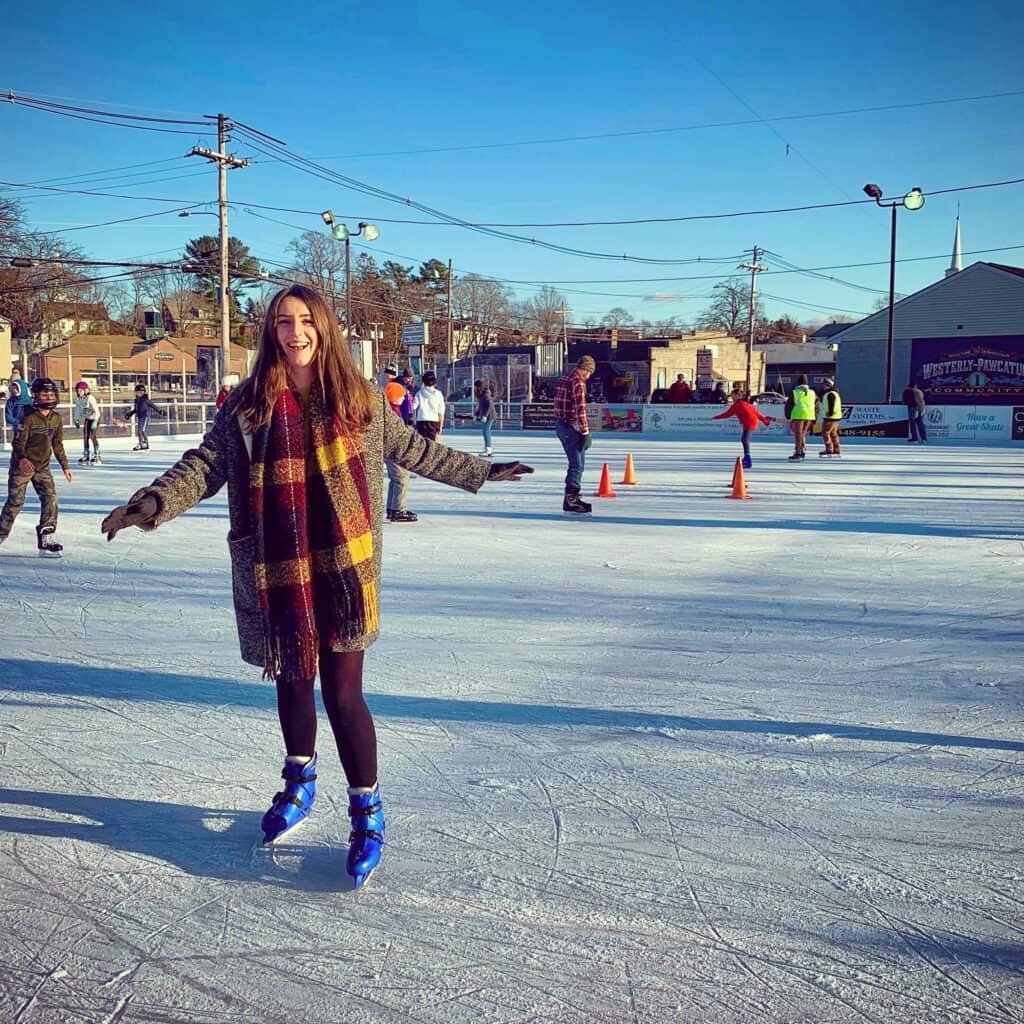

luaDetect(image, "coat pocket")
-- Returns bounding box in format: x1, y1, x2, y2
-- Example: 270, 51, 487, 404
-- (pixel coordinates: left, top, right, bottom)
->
227, 532, 264, 666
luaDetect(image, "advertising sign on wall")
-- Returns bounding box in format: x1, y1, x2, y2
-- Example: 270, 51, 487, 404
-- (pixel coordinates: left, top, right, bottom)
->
919, 405, 1011, 441
1013, 407, 1024, 442
522, 404, 645, 432
643, 404, 789, 436
696, 348, 714, 390
910, 337, 1024, 404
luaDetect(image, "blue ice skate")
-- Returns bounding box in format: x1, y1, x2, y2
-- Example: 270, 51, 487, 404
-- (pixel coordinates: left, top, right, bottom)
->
261, 754, 317, 844
742, 454, 752, 470
346, 785, 385, 888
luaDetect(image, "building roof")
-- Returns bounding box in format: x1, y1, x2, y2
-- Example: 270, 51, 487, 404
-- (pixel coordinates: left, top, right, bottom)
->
37, 301, 110, 321
828, 260, 1024, 342
809, 321, 855, 340
758, 342, 837, 365
982, 262, 1024, 279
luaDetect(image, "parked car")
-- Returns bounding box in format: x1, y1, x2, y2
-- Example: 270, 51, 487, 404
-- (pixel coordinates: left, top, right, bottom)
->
751, 391, 787, 405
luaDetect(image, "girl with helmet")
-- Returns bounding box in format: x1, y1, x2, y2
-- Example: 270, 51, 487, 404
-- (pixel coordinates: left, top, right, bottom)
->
73, 380, 102, 465
101, 283, 533, 887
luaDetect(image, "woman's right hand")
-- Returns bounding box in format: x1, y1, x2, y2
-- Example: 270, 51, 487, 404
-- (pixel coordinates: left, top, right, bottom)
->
101, 495, 159, 541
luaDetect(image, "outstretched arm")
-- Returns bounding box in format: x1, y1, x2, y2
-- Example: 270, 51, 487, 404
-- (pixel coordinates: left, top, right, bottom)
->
102, 403, 233, 538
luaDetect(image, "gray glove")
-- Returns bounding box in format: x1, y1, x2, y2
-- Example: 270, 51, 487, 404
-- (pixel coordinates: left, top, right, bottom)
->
101, 494, 159, 541
487, 461, 534, 482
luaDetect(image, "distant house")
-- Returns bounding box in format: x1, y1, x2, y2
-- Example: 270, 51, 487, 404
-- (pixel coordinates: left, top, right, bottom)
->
0, 315, 13, 377
809, 321, 855, 343
162, 295, 220, 340
162, 294, 256, 344
36, 301, 110, 345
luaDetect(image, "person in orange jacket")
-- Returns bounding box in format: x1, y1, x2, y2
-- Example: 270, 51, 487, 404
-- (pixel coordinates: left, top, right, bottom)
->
713, 391, 773, 469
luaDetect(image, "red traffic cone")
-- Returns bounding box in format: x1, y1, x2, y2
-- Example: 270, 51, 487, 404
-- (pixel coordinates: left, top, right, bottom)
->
593, 463, 617, 498
726, 457, 751, 500
620, 453, 637, 485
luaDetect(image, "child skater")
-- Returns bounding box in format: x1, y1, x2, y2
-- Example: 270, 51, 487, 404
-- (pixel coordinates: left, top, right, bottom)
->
713, 390, 773, 469
0, 377, 73, 556
101, 284, 533, 888
73, 380, 102, 464
124, 383, 165, 450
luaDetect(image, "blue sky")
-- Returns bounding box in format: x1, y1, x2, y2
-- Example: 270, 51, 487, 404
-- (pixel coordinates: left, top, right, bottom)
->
4, 0, 1024, 329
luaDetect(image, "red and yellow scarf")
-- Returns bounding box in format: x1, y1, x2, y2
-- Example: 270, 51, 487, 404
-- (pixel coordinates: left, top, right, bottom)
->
250, 385, 377, 680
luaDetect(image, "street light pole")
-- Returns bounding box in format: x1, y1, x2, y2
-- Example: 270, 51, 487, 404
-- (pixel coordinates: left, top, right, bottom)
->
863, 184, 925, 403
320, 213, 380, 348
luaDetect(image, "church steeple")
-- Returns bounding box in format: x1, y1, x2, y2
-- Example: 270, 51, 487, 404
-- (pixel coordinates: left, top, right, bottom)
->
945, 213, 962, 278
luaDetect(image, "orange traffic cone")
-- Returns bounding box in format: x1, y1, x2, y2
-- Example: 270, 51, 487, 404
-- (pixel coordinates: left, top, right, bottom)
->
726, 457, 751, 500
593, 462, 617, 498
620, 453, 638, 485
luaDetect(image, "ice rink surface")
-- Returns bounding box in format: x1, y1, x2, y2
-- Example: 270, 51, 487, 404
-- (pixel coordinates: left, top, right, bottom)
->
1, 430, 1022, 1023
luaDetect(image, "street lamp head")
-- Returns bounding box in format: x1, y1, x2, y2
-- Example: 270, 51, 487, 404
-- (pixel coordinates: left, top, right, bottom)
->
359, 222, 380, 242
863, 183, 883, 200
902, 188, 925, 211
320, 210, 335, 226
330, 223, 350, 242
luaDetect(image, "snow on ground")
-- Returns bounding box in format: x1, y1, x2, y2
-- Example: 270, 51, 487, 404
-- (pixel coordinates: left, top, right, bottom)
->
1, 429, 1022, 1023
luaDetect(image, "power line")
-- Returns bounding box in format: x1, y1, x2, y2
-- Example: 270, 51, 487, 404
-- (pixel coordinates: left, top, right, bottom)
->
22, 205, 203, 236
305, 89, 1024, 160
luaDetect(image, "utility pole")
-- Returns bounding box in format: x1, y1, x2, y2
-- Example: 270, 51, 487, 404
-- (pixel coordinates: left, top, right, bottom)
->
561, 301, 569, 364
446, 258, 454, 365
739, 246, 765, 397
187, 115, 249, 389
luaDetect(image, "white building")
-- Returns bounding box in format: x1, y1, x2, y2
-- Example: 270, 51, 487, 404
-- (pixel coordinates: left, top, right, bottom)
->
833, 260, 1024, 403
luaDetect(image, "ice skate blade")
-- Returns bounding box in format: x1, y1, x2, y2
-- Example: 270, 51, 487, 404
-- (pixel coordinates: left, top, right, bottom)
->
561, 510, 592, 517
351, 865, 377, 889
38, 549, 62, 559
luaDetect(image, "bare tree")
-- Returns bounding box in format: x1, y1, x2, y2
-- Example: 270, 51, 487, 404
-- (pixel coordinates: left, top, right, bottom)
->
601, 306, 634, 328
525, 285, 565, 342
452, 275, 512, 355
698, 278, 762, 339
288, 231, 347, 318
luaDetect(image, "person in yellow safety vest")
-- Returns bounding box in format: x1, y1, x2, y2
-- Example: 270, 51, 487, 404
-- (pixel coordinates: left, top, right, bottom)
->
819, 378, 843, 458
784, 374, 819, 461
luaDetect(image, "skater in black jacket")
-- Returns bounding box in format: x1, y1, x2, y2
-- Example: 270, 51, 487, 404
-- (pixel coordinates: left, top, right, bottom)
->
123, 384, 165, 450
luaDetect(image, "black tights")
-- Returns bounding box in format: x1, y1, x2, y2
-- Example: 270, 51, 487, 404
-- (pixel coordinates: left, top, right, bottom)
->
275, 650, 377, 788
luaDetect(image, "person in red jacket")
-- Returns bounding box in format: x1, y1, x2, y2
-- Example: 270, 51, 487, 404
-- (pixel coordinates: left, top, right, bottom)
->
215, 374, 240, 410
667, 374, 692, 403
713, 391, 773, 469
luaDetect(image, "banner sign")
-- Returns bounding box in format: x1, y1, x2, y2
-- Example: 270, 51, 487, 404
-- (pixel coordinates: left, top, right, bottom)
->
910, 337, 1024, 404
592, 405, 644, 432
833, 404, 908, 438
401, 322, 428, 348
919, 405, 1011, 441
1013, 407, 1024, 442
643, 404, 789, 436
522, 403, 645, 432
522, 403, 558, 430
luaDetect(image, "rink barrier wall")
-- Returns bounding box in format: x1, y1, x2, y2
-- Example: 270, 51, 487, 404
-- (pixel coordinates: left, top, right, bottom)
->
5, 401, 1021, 448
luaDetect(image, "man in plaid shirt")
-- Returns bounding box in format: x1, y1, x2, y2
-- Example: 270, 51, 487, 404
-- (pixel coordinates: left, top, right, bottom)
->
553, 355, 596, 514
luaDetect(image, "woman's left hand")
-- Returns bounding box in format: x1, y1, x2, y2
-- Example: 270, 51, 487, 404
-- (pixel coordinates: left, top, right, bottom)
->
487, 461, 534, 482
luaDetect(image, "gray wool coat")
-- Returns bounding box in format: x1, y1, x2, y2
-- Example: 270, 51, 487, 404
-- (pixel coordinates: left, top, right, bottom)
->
129, 385, 491, 667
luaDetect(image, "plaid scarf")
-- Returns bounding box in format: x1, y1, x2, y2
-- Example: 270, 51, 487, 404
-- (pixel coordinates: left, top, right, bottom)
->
250, 385, 377, 680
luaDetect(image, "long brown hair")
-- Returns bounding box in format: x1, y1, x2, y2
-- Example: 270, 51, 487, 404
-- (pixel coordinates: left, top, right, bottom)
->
238, 284, 375, 431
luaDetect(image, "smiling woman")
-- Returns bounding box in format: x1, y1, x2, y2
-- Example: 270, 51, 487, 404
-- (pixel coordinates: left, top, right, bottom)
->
274, 295, 319, 386
99, 282, 533, 888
